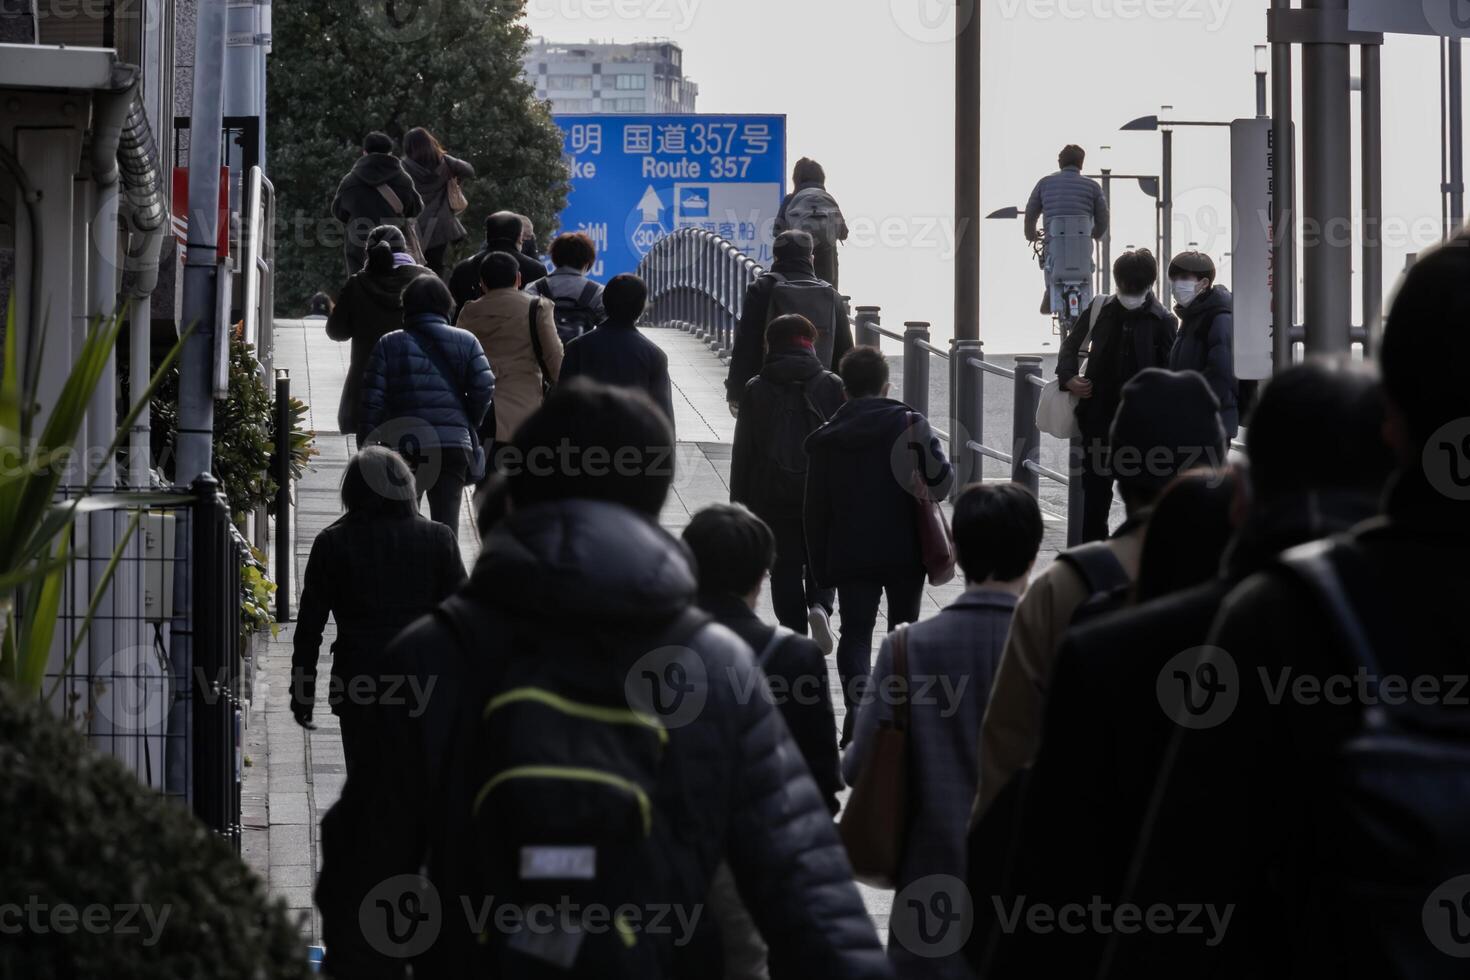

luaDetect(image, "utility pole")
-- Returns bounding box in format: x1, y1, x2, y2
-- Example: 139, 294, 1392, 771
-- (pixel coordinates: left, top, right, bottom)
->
954, 0, 981, 343
1300, 0, 1353, 356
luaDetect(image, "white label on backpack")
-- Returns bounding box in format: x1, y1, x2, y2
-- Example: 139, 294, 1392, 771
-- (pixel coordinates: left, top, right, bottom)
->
520, 846, 597, 880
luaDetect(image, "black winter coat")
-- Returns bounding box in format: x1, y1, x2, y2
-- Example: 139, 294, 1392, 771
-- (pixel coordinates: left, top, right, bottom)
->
698, 593, 843, 815
560, 318, 676, 432
981, 489, 1381, 979
448, 238, 548, 318
804, 397, 953, 587
403, 154, 475, 252
331, 153, 424, 252
725, 253, 852, 403
327, 260, 434, 433
1057, 294, 1177, 439
730, 349, 845, 520
316, 500, 892, 980
357, 313, 495, 452
290, 513, 465, 717
1168, 285, 1239, 437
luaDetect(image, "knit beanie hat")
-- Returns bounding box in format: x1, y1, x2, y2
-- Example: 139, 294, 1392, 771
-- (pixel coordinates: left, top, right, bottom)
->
1109, 368, 1228, 497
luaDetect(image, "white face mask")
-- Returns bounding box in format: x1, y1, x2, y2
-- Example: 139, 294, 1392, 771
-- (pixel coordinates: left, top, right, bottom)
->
1116, 292, 1148, 311
1172, 279, 1204, 307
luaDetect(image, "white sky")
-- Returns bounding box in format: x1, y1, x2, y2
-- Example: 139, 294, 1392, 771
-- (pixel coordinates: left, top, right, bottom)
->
524, 0, 1455, 353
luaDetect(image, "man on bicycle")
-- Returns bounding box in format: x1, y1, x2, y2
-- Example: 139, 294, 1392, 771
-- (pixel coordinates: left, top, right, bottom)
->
1025, 145, 1110, 319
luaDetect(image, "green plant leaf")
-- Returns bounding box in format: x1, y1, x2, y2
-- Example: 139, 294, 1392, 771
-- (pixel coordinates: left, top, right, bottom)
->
16, 533, 68, 693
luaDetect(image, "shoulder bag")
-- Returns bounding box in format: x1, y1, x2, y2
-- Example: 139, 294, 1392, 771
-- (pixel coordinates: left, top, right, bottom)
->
375, 182, 428, 266
838, 625, 912, 889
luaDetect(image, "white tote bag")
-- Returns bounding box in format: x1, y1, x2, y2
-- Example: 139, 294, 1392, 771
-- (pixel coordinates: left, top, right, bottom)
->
1035, 295, 1107, 440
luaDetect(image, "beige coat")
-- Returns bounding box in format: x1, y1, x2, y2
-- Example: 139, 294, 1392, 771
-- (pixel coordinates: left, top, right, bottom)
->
456, 288, 563, 442
971, 526, 1145, 822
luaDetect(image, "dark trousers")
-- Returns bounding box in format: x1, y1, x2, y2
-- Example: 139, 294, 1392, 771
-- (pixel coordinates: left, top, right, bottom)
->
835, 573, 925, 743
406, 445, 470, 530
767, 516, 834, 635
424, 243, 449, 279
338, 709, 377, 778
1079, 436, 1114, 543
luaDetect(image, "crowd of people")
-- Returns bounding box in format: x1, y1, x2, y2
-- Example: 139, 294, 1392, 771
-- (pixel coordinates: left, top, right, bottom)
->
298, 131, 1470, 980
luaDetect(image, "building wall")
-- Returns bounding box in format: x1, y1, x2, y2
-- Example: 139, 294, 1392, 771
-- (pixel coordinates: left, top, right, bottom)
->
524, 39, 698, 115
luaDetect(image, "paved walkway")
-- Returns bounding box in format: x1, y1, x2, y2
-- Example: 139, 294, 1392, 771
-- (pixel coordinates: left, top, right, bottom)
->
244, 318, 1070, 946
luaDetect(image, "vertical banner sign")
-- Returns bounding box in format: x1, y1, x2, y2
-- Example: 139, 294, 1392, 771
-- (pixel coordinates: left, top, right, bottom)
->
1231, 117, 1275, 381
1348, 0, 1470, 37
553, 114, 787, 279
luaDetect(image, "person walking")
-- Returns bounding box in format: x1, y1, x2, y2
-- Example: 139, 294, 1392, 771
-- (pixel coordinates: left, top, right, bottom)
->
326, 226, 433, 435
290, 447, 466, 775
1057, 248, 1178, 542
845, 482, 1043, 979
726, 230, 852, 411
316, 381, 891, 980
455, 252, 563, 450
560, 274, 675, 431
356, 275, 494, 530
401, 127, 476, 278
804, 346, 953, 745
448, 211, 548, 316
1167, 250, 1239, 438
330, 131, 423, 276
730, 314, 844, 646
774, 157, 849, 288
527, 231, 606, 345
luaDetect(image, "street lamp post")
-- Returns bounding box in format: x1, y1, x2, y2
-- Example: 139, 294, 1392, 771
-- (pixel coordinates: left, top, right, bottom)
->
956, 0, 982, 342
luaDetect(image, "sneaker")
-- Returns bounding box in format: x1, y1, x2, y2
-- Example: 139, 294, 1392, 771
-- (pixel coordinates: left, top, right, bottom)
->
807, 604, 835, 656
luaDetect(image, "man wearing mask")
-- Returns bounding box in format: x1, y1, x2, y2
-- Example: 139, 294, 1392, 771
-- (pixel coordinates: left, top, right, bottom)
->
448, 211, 548, 317
1056, 248, 1178, 542
1167, 250, 1239, 438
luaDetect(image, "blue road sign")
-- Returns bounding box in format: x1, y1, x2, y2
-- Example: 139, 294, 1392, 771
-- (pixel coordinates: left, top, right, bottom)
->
552, 114, 787, 280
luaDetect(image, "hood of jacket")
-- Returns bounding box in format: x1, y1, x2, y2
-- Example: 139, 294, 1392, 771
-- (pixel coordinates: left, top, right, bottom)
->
353, 262, 431, 306
759, 348, 827, 384
769, 253, 818, 281
347, 152, 408, 188
1177, 284, 1232, 325
805, 396, 911, 452
467, 500, 696, 626
403, 156, 449, 192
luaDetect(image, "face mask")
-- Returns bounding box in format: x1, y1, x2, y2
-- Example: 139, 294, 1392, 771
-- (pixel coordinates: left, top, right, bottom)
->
1172, 279, 1203, 307
1116, 292, 1147, 311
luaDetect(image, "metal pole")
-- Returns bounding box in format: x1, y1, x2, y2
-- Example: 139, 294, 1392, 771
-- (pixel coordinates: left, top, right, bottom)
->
1100, 169, 1113, 295
1451, 40, 1464, 231
854, 306, 881, 348
1272, 0, 1297, 372
1300, 0, 1354, 357
1361, 43, 1384, 355
1161, 127, 1173, 294
954, 0, 982, 342
902, 322, 931, 417
1443, 38, 1451, 239
1011, 357, 1042, 497
1066, 438, 1085, 549
1257, 68, 1269, 118
176, 0, 229, 485
275, 370, 292, 623
952, 339, 984, 495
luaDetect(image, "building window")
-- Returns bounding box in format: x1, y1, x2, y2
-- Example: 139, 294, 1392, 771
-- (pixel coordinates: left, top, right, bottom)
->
548, 75, 593, 91
557, 98, 594, 112
613, 73, 646, 90
610, 98, 646, 112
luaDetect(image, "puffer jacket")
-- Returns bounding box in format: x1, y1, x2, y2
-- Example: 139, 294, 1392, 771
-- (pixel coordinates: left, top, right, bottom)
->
316, 500, 893, 980
1024, 166, 1110, 243
730, 347, 845, 519
1169, 285, 1239, 436
327, 257, 434, 433
356, 313, 494, 451
725, 251, 853, 401
403, 154, 476, 251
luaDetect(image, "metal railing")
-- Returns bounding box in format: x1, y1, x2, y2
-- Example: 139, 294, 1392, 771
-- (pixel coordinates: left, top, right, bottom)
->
639, 228, 1086, 540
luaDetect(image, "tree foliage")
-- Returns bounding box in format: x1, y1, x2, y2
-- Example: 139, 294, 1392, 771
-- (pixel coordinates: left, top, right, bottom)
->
267, 0, 570, 307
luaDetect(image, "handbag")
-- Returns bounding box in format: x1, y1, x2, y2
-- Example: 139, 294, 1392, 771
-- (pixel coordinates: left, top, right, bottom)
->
1036, 294, 1107, 440
446, 161, 469, 215
375, 182, 428, 266
838, 625, 912, 889
414, 326, 488, 483
909, 412, 957, 586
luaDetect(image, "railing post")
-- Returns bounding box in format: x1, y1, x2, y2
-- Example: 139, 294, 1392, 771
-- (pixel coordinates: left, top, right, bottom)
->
274, 369, 292, 623
1067, 437, 1085, 548
951, 338, 984, 496
854, 306, 881, 348
191, 472, 231, 843
1012, 357, 1043, 497
902, 322, 931, 417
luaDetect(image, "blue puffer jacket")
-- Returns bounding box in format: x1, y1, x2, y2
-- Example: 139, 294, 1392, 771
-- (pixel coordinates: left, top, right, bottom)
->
1168, 285, 1239, 437
1025, 166, 1110, 242
357, 313, 495, 451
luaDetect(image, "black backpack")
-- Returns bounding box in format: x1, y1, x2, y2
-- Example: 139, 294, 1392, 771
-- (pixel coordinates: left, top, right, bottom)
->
1055, 541, 1132, 626
760, 375, 831, 508
765, 274, 841, 369
1273, 539, 1470, 977
436, 595, 712, 976
533, 277, 602, 345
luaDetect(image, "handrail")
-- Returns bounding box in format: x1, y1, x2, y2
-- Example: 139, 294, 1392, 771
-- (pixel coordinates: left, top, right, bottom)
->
914, 339, 950, 359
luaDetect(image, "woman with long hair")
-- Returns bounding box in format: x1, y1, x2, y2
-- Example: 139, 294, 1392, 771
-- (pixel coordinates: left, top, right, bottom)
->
290, 446, 466, 773
326, 224, 433, 434
402, 126, 476, 277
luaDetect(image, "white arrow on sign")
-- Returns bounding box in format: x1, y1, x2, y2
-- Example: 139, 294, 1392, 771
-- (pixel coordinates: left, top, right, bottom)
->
638, 185, 664, 223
